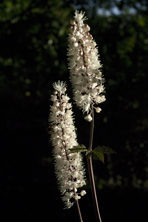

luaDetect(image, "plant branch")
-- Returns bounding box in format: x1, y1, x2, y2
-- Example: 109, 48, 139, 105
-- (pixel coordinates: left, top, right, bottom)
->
87, 104, 102, 222
76, 200, 83, 222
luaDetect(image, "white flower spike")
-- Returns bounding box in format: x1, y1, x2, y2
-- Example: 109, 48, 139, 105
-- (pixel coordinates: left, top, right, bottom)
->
67, 10, 106, 121
49, 81, 86, 209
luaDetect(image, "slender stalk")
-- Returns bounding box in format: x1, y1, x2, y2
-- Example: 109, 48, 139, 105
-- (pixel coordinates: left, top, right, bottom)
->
75, 200, 83, 222
87, 104, 102, 222
74, 188, 83, 222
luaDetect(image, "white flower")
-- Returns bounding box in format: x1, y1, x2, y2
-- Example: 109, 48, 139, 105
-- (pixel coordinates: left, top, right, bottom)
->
80, 190, 86, 196
75, 194, 81, 200
67, 11, 106, 121
95, 107, 102, 113
74, 10, 87, 24
49, 81, 86, 209
53, 80, 67, 93
84, 114, 92, 122
95, 95, 106, 104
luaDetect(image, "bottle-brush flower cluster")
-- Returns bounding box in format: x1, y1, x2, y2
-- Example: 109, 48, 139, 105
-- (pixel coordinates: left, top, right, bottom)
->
67, 11, 106, 121
49, 81, 86, 209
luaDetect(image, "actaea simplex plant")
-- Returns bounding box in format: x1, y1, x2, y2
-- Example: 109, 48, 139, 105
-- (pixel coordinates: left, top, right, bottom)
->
49, 11, 115, 222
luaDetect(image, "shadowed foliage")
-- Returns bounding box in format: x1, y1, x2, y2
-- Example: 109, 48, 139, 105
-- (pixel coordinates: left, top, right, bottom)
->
1, 0, 148, 221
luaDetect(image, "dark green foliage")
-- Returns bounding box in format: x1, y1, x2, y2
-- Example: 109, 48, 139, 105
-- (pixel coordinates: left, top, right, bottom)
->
0, 0, 72, 102
69, 144, 87, 153
1, 0, 148, 221
92, 146, 116, 163
93, 150, 105, 163
93, 146, 116, 155
86, 5, 148, 191
85, 146, 115, 163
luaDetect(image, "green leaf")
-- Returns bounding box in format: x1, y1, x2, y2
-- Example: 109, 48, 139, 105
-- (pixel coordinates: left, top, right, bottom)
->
86, 150, 93, 159
69, 144, 87, 153
93, 151, 104, 163
94, 146, 116, 154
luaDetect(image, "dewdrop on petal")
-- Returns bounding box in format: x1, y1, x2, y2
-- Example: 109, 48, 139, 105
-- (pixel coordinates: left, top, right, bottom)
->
67, 11, 106, 121
49, 81, 86, 209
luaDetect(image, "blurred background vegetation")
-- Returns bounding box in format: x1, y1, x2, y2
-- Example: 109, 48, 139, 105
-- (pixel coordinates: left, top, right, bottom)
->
1, 0, 148, 221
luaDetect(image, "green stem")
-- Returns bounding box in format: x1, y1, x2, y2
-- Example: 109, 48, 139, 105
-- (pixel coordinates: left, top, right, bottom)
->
87, 104, 102, 222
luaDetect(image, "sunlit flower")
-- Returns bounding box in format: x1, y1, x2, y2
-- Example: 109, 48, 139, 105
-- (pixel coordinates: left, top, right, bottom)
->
67, 10, 106, 121
49, 81, 86, 209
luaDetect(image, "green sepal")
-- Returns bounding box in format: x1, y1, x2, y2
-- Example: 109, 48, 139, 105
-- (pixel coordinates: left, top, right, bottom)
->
69, 144, 87, 153
94, 146, 116, 154
93, 150, 104, 163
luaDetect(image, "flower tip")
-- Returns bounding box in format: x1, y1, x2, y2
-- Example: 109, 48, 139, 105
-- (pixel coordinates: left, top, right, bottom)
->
53, 81, 67, 93
74, 10, 87, 23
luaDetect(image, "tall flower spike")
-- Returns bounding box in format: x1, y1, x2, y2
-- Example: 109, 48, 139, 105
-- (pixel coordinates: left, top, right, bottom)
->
67, 10, 106, 121
49, 81, 86, 209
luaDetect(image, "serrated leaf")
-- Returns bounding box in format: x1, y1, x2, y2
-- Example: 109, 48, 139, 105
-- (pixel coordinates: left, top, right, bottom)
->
93, 151, 104, 163
69, 144, 87, 153
94, 146, 116, 154
86, 150, 92, 159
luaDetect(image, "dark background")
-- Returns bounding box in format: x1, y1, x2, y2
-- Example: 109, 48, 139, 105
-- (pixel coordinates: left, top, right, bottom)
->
1, 0, 148, 221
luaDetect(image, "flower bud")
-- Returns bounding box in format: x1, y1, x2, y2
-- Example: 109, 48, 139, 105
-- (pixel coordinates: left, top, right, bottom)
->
95, 107, 102, 113
74, 42, 78, 47
80, 190, 86, 196
83, 24, 90, 32
75, 194, 81, 200
70, 19, 76, 25
84, 114, 92, 122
